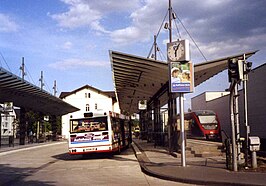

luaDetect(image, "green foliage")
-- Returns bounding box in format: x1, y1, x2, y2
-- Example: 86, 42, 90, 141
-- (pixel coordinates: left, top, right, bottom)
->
24, 111, 62, 134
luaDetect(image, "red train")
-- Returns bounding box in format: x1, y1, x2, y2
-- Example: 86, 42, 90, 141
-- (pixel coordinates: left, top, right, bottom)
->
176, 110, 222, 141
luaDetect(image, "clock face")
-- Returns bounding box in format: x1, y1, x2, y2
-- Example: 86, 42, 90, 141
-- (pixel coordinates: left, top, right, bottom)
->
167, 42, 185, 61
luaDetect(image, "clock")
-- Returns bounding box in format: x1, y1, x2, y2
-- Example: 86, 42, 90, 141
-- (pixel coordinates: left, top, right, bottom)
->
167, 40, 190, 62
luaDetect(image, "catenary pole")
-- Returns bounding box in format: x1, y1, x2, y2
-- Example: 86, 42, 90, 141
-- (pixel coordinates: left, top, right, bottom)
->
230, 80, 238, 171
243, 54, 249, 167
168, 0, 173, 154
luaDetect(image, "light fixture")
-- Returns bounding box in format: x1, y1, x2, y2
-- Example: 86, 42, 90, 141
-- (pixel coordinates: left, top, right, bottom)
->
172, 12, 177, 19
164, 22, 169, 29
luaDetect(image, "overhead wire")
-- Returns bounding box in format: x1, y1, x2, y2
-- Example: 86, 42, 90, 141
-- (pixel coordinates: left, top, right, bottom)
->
0, 52, 54, 94
173, 16, 182, 39
173, 10, 208, 62
25, 65, 37, 85
155, 10, 169, 38
44, 79, 52, 93
0, 51, 12, 71
147, 10, 168, 58
157, 46, 167, 61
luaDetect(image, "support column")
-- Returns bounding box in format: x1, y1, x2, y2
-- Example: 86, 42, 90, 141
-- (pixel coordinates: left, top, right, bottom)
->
19, 107, 26, 145
154, 99, 161, 146
37, 112, 44, 143
168, 94, 174, 153
139, 111, 143, 139
147, 105, 152, 142
140, 110, 146, 140
51, 115, 57, 141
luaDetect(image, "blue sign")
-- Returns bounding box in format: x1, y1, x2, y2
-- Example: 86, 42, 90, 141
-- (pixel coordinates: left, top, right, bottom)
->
170, 62, 194, 93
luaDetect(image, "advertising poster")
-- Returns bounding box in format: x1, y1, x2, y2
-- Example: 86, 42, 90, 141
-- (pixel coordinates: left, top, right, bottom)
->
170, 62, 194, 93
70, 132, 109, 144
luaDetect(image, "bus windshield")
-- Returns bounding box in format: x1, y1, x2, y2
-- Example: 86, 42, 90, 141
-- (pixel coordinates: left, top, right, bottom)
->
70, 116, 108, 133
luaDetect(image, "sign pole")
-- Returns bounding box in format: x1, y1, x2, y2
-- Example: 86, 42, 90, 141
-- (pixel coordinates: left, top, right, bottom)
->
179, 93, 186, 166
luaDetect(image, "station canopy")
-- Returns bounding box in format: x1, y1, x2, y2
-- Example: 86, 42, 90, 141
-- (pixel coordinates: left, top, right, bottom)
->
0, 67, 79, 115
110, 50, 257, 114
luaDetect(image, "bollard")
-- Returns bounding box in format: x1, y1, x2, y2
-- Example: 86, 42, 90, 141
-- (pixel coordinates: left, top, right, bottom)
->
251, 151, 257, 168
249, 136, 260, 169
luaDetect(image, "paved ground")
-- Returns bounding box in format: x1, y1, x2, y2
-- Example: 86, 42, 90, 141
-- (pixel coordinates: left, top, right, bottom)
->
0, 140, 194, 186
132, 138, 266, 186
1, 139, 265, 185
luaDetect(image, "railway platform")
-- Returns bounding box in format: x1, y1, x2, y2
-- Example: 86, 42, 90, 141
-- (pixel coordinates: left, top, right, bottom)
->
132, 138, 266, 186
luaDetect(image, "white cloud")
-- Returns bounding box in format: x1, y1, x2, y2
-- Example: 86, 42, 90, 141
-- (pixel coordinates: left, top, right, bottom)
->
50, 0, 266, 53
110, 26, 142, 44
191, 33, 266, 62
49, 58, 108, 70
50, 0, 157, 44
90, 20, 110, 34
62, 41, 73, 49
0, 13, 19, 32
51, 2, 101, 29
50, 0, 141, 33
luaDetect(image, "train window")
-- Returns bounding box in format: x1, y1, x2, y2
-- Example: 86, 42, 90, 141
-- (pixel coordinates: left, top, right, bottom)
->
198, 115, 218, 130
198, 115, 218, 124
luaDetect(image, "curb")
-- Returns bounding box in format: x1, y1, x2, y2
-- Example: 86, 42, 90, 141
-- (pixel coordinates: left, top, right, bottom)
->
131, 140, 261, 186
0, 141, 66, 156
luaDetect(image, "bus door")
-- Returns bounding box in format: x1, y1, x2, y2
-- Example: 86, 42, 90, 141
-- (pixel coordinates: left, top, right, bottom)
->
120, 119, 126, 147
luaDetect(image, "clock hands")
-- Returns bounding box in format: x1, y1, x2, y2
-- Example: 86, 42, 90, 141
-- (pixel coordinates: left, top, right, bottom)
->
173, 43, 180, 57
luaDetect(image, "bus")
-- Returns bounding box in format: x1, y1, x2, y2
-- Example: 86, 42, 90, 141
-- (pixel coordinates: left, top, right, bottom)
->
176, 110, 221, 141
68, 111, 131, 155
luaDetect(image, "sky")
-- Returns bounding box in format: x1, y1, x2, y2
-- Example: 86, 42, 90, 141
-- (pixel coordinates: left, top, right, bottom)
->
0, 0, 266, 110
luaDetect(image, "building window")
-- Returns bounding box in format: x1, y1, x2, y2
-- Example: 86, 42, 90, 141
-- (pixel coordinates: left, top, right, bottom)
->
86, 104, 90, 112
85, 93, 91, 98
95, 103, 97, 110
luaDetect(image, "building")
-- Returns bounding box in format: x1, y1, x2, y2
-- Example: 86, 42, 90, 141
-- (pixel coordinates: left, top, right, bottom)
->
192, 63, 266, 150
59, 85, 120, 139
0, 103, 17, 137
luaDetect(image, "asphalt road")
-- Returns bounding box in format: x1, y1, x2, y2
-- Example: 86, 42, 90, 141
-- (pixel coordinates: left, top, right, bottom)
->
0, 142, 195, 186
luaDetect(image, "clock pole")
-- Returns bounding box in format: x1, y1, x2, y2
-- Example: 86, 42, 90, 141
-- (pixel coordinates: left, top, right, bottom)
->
167, 0, 186, 167
167, 0, 174, 155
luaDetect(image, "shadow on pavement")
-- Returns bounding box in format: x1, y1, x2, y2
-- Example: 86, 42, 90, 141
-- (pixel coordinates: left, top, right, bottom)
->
0, 164, 55, 186
52, 145, 138, 163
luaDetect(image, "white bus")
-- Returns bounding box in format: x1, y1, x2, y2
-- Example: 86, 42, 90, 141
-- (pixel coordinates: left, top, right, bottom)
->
68, 111, 131, 155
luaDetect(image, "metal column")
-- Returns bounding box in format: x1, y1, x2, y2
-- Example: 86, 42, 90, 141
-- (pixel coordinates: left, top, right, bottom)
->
179, 93, 186, 166
19, 107, 26, 145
